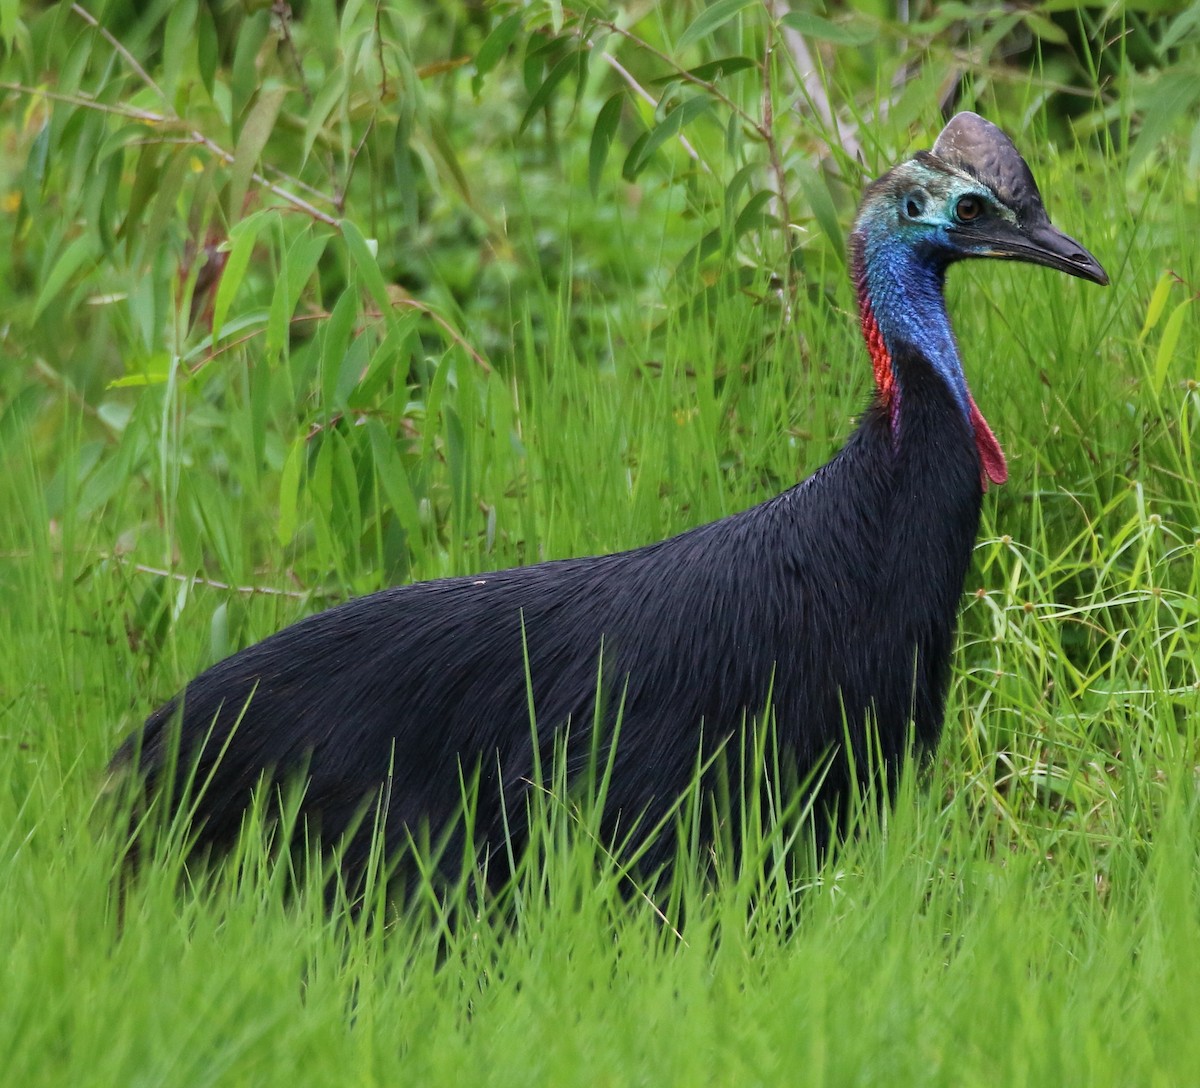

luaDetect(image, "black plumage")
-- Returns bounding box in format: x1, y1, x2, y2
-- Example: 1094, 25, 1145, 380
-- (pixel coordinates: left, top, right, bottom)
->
111, 113, 1107, 889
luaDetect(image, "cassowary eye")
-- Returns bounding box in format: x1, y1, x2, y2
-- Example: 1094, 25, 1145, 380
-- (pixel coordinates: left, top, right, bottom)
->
955, 195, 983, 222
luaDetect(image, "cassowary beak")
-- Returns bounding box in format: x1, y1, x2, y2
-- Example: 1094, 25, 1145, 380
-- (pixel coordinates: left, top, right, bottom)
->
974, 218, 1109, 286
930, 112, 1109, 287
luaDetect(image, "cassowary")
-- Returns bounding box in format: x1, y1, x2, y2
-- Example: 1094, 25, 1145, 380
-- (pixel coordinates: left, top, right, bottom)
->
112, 113, 1107, 890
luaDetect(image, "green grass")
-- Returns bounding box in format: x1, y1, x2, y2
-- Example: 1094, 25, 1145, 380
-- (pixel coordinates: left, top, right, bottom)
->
3, 1, 1200, 1084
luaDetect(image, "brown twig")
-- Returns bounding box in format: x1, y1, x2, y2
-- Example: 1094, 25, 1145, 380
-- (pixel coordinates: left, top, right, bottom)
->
759, 16, 796, 300
71, 3, 168, 106
185, 301, 490, 376
116, 558, 327, 601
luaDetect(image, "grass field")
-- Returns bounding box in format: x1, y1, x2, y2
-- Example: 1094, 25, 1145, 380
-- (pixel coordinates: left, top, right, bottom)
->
2, 2, 1200, 1084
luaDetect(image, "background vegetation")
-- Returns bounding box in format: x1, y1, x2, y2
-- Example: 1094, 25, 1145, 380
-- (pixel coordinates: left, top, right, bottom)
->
2, 0, 1199, 1084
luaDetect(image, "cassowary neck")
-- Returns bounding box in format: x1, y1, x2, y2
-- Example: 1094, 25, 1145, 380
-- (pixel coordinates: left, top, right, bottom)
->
848, 229, 1008, 486
848, 229, 967, 422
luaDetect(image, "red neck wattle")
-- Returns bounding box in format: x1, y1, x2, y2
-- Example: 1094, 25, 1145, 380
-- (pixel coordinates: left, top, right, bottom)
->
857, 296, 1008, 491
859, 299, 896, 410
969, 396, 1008, 488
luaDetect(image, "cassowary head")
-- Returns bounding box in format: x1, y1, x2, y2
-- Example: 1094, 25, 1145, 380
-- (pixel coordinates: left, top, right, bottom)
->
855, 111, 1109, 286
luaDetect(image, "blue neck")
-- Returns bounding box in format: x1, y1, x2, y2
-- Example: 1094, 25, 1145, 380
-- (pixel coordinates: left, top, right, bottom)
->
858, 233, 970, 420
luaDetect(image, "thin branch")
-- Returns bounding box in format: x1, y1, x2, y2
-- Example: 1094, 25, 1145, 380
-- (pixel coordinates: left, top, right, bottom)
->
71, 2, 168, 107
759, 16, 796, 300
193, 132, 342, 226
391, 299, 493, 373
0, 81, 164, 122
591, 16, 753, 128
57, 6, 344, 227
115, 559, 326, 601
597, 53, 709, 171
186, 303, 490, 377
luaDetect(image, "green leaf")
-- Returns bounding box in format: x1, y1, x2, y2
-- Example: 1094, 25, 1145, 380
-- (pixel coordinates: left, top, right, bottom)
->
353, 311, 422, 404
228, 85, 287, 220
519, 48, 580, 133
33, 234, 99, 322
1139, 272, 1174, 341
660, 55, 757, 84
162, 0, 197, 102
1129, 69, 1200, 176
340, 217, 394, 326
302, 70, 347, 166
230, 11, 271, 123
265, 226, 291, 366
321, 288, 360, 411
329, 428, 362, 549
1152, 299, 1192, 396
97, 123, 155, 167
277, 435, 305, 546
676, 0, 759, 52
793, 161, 844, 263
121, 142, 163, 254
780, 11, 874, 46
473, 12, 523, 95
733, 190, 776, 238
625, 96, 713, 178
366, 419, 423, 540
1018, 9, 1068, 44
589, 93, 623, 197
426, 117, 475, 212
197, 2, 219, 96
141, 149, 190, 265
0, 0, 19, 50
107, 353, 173, 388
212, 211, 271, 344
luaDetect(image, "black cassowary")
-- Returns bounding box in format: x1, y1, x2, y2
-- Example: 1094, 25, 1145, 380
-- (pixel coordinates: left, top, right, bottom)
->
112, 113, 1107, 889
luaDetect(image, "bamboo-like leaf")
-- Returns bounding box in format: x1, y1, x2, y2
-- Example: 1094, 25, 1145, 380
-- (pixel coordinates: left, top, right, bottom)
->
366, 419, 423, 541
589, 93, 623, 197
425, 117, 476, 211
676, 0, 759, 52
473, 11, 523, 95
197, 2, 219, 95
353, 311, 421, 404
393, 117, 419, 228
321, 288, 360, 411
794, 161, 844, 263
108, 354, 172, 388
625, 96, 712, 178
341, 218, 394, 327
0, 0, 18, 50
733, 190, 776, 238
277, 435, 306, 546
329, 428, 362, 549
780, 11, 873, 46
649, 55, 757, 85
120, 142, 163, 254
519, 48, 580, 133
33, 234, 99, 322
212, 211, 270, 344
302, 70, 347, 166
162, 0, 197, 102
228, 85, 287, 220
1139, 272, 1174, 341
141, 149, 190, 265
1153, 299, 1192, 396
1018, 9, 1068, 44
230, 11, 271, 124
1128, 68, 1200, 176
265, 226, 291, 366
97, 123, 155, 166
